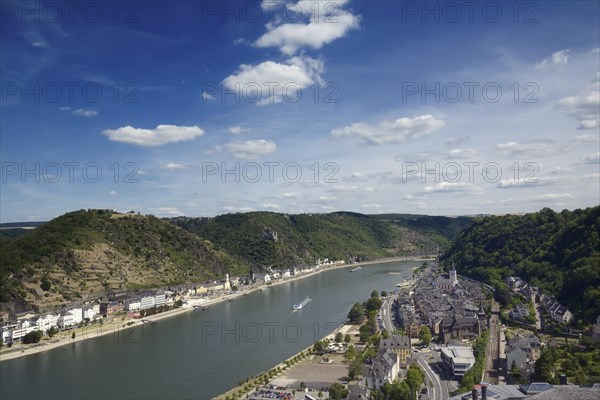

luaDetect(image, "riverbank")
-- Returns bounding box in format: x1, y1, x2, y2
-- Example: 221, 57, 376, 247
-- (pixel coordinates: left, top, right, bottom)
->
0, 255, 433, 362
213, 323, 359, 400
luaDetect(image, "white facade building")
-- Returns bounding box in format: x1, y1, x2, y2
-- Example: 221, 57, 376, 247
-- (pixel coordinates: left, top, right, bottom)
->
140, 295, 156, 310
155, 292, 166, 307
125, 298, 142, 311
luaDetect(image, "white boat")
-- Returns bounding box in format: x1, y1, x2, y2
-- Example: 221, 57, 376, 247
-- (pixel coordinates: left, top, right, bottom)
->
396, 279, 411, 287
293, 296, 312, 310
350, 266, 362, 272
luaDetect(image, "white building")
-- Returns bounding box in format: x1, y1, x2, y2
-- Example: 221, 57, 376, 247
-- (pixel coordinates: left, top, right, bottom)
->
140, 295, 156, 310
125, 297, 142, 311
282, 269, 291, 278
441, 346, 476, 377
35, 314, 59, 332
70, 308, 83, 324
83, 307, 96, 320
58, 311, 75, 329
155, 292, 166, 307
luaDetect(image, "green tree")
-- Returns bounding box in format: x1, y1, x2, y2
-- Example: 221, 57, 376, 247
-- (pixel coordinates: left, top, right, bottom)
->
329, 383, 349, 400
344, 333, 352, 344
406, 364, 424, 400
22, 330, 43, 344
40, 276, 51, 291
535, 347, 556, 382
381, 290, 388, 297
371, 290, 379, 298
313, 340, 325, 353
47, 326, 58, 338
335, 331, 344, 343
419, 326, 432, 346
348, 303, 365, 324
71, 331, 76, 340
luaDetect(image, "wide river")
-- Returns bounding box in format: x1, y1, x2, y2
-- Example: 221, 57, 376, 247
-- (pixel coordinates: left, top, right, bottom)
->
0, 260, 419, 399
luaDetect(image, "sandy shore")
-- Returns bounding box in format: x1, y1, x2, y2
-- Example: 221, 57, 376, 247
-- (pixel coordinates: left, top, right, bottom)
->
0, 255, 432, 362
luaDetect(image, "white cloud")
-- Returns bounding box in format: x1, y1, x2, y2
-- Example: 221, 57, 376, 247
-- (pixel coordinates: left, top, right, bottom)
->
108, 190, 118, 196
222, 56, 323, 105
254, 5, 360, 55
202, 91, 215, 101
147, 207, 183, 216
164, 163, 186, 170
59, 106, 98, 117
535, 49, 570, 69
223, 206, 255, 212
229, 126, 251, 135
582, 152, 600, 163
423, 182, 482, 194
73, 108, 98, 117
535, 193, 573, 200
361, 203, 381, 209
577, 120, 600, 130
447, 148, 477, 159
497, 179, 541, 188
331, 115, 445, 145
281, 192, 298, 198
262, 203, 280, 209
102, 124, 204, 147
558, 74, 600, 129
572, 134, 600, 143
225, 139, 277, 159
494, 140, 565, 157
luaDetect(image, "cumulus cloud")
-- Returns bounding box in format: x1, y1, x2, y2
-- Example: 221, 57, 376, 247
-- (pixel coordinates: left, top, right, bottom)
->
202, 92, 215, 101
225, 139, 277, 159
558, 74, 600, 129
229, 126, 251, 135
222, 56, 323, 105
102, 124, 204, 147
331, 115, 445, 145
255, 0, 360, 55
535, 49, 570, 69
108, 190, 118, 196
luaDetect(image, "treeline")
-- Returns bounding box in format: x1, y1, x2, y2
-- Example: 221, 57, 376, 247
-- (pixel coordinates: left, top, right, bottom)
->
442, 206, 600, 323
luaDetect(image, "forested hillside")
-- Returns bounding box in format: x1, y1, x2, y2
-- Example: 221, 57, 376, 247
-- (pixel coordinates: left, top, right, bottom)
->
169, 211, 436, 268
442, 207, 600, 322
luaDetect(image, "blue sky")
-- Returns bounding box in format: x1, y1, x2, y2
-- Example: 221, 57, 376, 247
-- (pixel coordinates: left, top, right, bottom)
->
1, 0, 599, 222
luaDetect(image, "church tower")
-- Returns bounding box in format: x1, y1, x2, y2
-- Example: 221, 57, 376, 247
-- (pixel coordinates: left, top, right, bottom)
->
450, 260, 458, 286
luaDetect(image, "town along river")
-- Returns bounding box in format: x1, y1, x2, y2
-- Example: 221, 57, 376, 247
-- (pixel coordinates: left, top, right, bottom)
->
0, 260, 420, 399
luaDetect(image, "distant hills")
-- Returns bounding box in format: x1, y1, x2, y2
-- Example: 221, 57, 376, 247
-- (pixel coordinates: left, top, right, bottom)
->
0, 210, 461, 313
441, 206, 600, 323
3, 206, 597, 322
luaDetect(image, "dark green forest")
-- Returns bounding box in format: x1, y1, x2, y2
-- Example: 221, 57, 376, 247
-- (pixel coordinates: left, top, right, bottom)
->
442, 206, 600, 322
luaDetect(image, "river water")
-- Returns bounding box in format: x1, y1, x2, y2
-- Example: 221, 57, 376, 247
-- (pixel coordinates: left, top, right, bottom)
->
0, 260, 419, 399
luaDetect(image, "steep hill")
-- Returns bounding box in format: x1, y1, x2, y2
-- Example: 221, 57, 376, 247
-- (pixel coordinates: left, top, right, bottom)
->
169, 211, 437, 268
0, 210, 245, 312
441, 206, 600, 322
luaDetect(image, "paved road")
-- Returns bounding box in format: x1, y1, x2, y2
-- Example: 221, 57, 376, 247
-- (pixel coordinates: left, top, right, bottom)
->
381, 297, 395, 333
380, 297, 447, 400
414, 353, 448, 400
